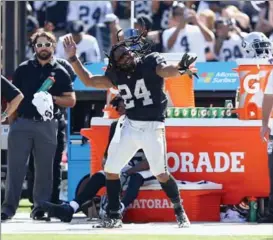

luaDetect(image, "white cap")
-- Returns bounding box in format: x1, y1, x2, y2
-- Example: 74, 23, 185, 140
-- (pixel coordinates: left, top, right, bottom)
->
104, 13, 118, 23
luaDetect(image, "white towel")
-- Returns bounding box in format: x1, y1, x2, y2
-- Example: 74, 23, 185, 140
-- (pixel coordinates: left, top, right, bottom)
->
32, 91, 54, 121
111, 115, 125, 143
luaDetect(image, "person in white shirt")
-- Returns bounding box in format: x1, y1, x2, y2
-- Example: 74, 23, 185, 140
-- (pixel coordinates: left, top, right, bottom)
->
198, 9, 217, 61
88, 13, 122, 60
214, 18, 247, 62
55, 20, 101, 63
67, 1, 113, 33
162, 1, 214, 62
243, 32, 273, 224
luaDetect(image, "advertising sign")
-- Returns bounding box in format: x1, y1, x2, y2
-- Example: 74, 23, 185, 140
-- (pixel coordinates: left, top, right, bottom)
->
194, 62, 240, 91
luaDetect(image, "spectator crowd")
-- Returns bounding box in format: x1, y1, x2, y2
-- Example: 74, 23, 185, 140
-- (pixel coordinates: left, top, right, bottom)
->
25, 0, 273, 63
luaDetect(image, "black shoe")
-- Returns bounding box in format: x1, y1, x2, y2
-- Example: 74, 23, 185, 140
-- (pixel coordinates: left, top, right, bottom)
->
30, 207, 50, 221
258, 214, 273, 223
176, 212, 191, 228
93, 216, 123, 228
1, 212, 11, 221
41, 201, 74, 223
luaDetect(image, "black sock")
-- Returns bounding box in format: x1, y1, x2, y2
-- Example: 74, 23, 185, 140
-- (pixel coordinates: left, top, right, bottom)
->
159, 175, 184, 215
106, 179, 121, 218
121, 173, 144, 208
75, 172, 106, 206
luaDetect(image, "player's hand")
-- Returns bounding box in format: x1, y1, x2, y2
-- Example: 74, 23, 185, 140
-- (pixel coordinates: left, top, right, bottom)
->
63, 35, 77, 58
178, 53, 198, 78
260, 125, 271, 142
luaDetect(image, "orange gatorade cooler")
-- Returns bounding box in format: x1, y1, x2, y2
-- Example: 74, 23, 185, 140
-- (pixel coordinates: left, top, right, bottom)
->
122, 181, 224, 223
165, 75, 195, 107
162, 53, 196, 107
234, 59, 273, 120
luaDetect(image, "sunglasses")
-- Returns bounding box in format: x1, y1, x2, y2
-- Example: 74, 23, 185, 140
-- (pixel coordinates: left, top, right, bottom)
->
35, 42, 53, 48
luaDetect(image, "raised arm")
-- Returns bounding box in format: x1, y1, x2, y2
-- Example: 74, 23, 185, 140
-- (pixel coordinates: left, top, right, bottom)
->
156, 53, 198, 79
63, 35, 114, 89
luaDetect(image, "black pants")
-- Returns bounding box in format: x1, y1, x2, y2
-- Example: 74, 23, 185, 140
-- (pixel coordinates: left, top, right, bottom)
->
75, 172, 145, 209
27, 118, 66, 204
2, 118, 58, 216
267, 135, 273, 215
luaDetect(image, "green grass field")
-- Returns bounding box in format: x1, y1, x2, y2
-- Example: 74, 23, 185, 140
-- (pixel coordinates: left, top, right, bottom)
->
2, 235, 273, 240
17, 199, 32, 213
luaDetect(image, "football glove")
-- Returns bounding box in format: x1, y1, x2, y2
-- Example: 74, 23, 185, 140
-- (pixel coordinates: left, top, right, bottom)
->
178, 53, 198, 78
32, 91, 54, 121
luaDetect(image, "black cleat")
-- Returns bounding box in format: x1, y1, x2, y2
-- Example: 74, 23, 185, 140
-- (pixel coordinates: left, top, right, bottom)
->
176, 212, 191, 228
41, 201, 74, 223
93, 216, 123, 228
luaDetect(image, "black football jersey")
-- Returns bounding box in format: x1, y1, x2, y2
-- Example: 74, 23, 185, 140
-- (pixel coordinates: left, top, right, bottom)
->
106, 52, 168, 122
152, 2, 172, 30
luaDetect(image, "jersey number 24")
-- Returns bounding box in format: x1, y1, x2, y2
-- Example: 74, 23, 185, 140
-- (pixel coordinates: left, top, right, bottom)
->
118, 79, 153, 109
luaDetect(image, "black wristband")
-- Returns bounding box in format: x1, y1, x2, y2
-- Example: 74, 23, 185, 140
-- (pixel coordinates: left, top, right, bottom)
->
69, 56, 78, 63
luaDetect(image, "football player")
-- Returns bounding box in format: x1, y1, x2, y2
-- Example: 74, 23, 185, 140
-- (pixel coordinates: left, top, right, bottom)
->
55, 20, 101, 63
62, 28, 197, 228
245, 32, 273, 223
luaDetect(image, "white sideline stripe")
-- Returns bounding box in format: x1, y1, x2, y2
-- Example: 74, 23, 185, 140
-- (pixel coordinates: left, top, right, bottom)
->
90, 117, 268, 127
2, 213, 272, 235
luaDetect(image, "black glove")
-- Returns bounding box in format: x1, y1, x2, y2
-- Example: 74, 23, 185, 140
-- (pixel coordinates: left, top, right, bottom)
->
178, 53, 198, 78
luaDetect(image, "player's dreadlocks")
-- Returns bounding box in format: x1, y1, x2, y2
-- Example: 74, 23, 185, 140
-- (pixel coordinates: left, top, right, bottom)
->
105, 18, 154, 72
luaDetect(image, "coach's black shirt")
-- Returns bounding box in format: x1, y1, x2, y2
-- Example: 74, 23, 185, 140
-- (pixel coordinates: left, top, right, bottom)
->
1, 75, 21, 102
12, 57, 74, 119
